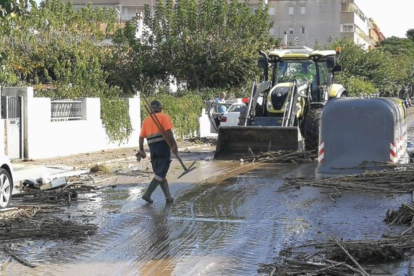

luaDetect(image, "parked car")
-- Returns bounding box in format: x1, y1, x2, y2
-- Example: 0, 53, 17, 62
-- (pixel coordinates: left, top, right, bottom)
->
0, 154, 14, 208
220, 103, 248, 127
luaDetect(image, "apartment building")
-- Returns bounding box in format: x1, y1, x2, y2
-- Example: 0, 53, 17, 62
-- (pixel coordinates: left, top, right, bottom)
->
65, 0, 384, 49
65, 0, 152, 21
268, 0, 384, 50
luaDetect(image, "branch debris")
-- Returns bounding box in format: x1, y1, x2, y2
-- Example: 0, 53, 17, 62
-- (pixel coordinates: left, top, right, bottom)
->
280, 168, 414, 193
0, 206, 97, 241
240, 149, 317, 164
385, 203, 414, 226
3, 247, 36, 268
14, 175, 101, 206
260, 233, 414, 275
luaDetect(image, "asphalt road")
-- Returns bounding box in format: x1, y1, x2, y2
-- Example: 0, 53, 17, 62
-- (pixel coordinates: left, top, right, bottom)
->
2, 148, 411, 275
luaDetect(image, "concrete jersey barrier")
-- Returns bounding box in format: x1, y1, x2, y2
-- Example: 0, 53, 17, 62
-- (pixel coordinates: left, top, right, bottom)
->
316, 98, 409, 176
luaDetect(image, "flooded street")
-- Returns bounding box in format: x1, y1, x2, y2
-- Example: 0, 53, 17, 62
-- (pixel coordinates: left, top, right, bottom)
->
2, 147, 411, 275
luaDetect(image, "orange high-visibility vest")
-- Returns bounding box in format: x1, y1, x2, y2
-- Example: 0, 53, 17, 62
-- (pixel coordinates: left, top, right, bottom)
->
140, 113, 173, 145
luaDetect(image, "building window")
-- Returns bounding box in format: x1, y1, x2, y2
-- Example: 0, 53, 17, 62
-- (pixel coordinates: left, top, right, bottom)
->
289, 27, 294, 35
269, 27, 276, 35
301, 6, 306, 15
301, 26, 306, 35
341, 24, 354, 33
269, 7, 275, 15
289, 6, 294, 15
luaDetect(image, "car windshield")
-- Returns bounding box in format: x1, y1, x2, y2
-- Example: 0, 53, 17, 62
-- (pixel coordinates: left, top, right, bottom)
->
228, 104, 246, 113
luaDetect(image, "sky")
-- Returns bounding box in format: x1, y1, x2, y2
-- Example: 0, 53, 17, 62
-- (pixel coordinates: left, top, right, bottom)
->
357, 0, 414, 38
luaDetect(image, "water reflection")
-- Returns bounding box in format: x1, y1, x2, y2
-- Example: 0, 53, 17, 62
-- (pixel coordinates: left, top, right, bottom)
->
139, 204, 175, 276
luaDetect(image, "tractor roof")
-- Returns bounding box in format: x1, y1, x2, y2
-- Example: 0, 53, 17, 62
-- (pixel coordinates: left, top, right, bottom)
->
269, 47, 336, 60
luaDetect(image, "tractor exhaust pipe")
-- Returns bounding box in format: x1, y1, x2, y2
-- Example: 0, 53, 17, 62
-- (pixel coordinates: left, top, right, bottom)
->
258, 51, 269, 81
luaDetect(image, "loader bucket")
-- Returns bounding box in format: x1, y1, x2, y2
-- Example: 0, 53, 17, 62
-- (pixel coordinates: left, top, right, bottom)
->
214, 126, 304, 159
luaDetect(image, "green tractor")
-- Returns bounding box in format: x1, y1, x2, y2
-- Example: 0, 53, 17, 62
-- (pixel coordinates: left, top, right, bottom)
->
215, 46, 346, 159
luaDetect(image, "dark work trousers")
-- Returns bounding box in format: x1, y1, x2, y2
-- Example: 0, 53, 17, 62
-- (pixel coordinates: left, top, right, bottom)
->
151, 158, 171, 180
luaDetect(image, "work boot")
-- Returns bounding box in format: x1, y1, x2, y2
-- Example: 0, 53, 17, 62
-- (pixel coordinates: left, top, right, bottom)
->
142, 178, 159, 204
160, 180, 174, 203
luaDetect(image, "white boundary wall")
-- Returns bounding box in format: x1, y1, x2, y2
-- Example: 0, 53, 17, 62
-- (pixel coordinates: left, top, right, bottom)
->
2, 87, 140, 160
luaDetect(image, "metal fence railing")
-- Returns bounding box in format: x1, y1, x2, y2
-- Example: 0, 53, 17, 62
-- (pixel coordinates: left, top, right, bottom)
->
51, 100, 82, 121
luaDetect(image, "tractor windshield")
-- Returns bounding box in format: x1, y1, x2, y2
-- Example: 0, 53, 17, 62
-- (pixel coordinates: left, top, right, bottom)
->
275, 60, 319, 99
276, 61, 316, 85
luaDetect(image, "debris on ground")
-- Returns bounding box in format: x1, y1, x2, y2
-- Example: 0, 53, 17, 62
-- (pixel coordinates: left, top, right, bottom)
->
90, 164, 111, 173
3, 247, 36, 268
240, 149, 317, 164
385, 203, 414, 225
40, 176, 67, 190
260, 234, 414, 275
0, 206, 97, 241
180, 137, 217, 146
0, 206, 42, 220
280, 167, 414, 193
16, 175, 104, 206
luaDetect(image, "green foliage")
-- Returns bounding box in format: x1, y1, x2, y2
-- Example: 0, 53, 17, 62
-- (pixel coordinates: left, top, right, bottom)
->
379, 36, 414, 56
406, 29, 414, 43
335, 74, 375, 96
112, 0, 272, 91
0, 0, 131, 143
327, 38, 414, 95
378, 36, 414, 92
0, 0, 30, 18
101, 97, 133, 143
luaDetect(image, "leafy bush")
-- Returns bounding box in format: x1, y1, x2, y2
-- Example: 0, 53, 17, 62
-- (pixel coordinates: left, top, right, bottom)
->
335, 74, 376, 96
102, 97, 133, 143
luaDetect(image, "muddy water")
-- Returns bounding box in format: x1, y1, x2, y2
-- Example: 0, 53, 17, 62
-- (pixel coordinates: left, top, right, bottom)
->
3, 156, 411, 275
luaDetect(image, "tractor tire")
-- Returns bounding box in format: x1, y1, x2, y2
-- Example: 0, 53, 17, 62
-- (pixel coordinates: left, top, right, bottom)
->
303, 108, 322, 151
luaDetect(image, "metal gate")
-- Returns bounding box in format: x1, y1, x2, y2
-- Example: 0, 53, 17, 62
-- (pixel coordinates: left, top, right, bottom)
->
2, 96, 22, 159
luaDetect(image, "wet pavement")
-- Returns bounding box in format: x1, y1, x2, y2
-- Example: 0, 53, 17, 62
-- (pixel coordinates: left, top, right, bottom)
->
3, 112, 414, 275
2, 153, 411, 275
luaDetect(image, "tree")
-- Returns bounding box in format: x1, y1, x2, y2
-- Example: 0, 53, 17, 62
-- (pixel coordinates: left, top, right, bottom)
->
0, 0, 30, 17
379, 36, 414, 56
379, 35, 414, 94
0, 0, 132, 142
326, 38, 414, 96
113, 0, 272, 91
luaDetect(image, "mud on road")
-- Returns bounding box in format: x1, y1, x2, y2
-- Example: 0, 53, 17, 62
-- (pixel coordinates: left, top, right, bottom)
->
3, 119, 414, 275
2, 157, 411, 275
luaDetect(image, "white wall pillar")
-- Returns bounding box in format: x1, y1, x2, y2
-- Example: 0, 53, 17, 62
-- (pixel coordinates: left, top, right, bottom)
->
2, 87, 33, 159
128, 96, 140, 145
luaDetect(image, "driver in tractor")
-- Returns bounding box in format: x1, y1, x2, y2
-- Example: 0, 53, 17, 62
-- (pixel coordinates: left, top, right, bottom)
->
296, 62, 318, 100
296, 62, 314, 83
